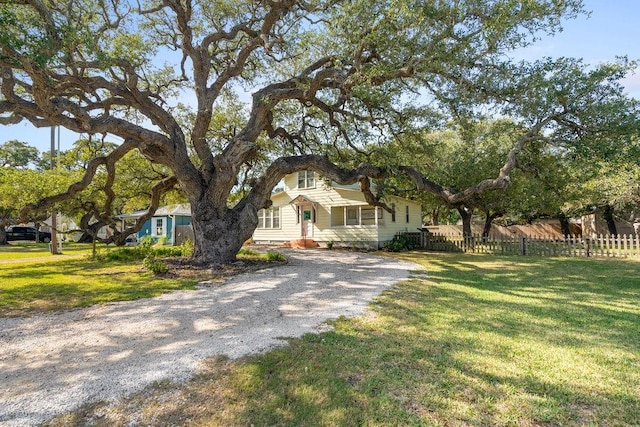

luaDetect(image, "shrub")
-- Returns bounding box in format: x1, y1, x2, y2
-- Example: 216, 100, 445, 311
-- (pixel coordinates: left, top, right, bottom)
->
104, 247, 147, 262
326, 241, 334, 250
152, 245, 183, 257
238, 248, 259, 257
265, 251, 286, 261
138, 235, 154, 251
383, 235, 417, 252
181, 239, 194, 257
143, 253, 169, 275
96, 238, 193, 265
87, 249, 106, 261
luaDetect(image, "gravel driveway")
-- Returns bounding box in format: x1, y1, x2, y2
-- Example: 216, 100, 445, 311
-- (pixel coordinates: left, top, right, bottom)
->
0, 249, 419, 426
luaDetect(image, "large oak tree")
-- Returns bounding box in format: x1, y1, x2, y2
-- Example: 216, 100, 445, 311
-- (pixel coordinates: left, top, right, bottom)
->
2, 0, 637, 263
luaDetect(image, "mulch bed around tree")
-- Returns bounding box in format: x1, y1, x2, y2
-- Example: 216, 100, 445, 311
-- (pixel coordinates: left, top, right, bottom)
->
162, 256, 288, 283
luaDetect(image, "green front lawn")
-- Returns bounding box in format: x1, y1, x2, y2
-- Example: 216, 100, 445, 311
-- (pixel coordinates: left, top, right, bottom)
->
47, 252, 640, 426
0, 242, 196, 316
0, 244, 285, 316
0, 256, 198, 316
0, 241, 96, 259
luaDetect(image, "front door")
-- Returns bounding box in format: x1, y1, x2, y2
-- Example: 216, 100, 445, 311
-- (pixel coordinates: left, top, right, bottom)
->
300, 205, 313, 238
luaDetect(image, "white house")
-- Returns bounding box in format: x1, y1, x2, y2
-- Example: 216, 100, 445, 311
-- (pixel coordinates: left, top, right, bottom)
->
252, 171, 423, 249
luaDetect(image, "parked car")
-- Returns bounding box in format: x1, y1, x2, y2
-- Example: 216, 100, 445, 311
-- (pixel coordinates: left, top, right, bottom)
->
124, 235, 138, 246
6, 226, 52, 243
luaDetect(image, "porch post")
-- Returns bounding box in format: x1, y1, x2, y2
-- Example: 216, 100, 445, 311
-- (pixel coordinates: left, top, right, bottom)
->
171, 215, 176, 246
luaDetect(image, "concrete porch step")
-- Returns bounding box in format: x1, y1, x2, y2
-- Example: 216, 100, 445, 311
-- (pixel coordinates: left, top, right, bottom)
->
283, 239, 320, 248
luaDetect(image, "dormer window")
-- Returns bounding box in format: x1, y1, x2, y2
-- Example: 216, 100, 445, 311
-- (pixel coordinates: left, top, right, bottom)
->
297, 170, 316, 189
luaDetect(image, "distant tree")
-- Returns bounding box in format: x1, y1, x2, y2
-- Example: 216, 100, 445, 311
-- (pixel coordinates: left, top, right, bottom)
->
581, 161, 640, 235
370, 111, 629, 238
0, 140, 46, 244
0, 140, 40, 168
397, 58, 640, 224
0, 167, 72, 244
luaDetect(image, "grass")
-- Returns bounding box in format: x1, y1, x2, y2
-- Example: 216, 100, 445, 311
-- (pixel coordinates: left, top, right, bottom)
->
0, 241, 96, 259
0, 242, 287, 316
0, 257, 198, 316
46, 252, 640, 426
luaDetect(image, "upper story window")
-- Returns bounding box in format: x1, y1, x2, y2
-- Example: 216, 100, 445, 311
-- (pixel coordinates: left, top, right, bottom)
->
297, 171, 316, 189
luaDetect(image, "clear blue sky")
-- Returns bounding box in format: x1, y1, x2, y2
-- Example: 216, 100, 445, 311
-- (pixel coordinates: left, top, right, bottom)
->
1, 0, 639, 153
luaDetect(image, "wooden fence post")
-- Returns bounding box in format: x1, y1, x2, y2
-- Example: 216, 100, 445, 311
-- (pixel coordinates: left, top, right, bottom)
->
584, 237, 590, 257
519, 237, 526, 255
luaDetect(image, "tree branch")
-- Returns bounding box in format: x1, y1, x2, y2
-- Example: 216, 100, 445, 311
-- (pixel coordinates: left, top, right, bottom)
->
19, 139, 138, 220
242, 154, 390, 213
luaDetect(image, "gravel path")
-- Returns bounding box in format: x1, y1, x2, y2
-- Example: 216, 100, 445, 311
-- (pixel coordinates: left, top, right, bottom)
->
0, 249, 419, 426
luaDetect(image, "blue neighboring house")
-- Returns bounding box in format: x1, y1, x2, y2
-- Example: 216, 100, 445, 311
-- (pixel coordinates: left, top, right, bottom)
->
119, 204, 193, 245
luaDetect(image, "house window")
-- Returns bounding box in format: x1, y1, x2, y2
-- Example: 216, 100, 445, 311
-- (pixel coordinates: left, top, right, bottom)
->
346, 206, 359, 225
361, 207, 376, 225
297, 171, 316, 189
406, 205, 410, 223
257, 207, 280, 229
391, 203, 396, 222
330, 206, 384, 227
152, 217, 166, 237
331, 206, 345, 226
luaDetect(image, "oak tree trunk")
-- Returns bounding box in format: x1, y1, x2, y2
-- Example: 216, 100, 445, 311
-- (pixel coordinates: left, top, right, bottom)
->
431, 208, 440, 226
558, 213, 571, 237
457, 205, 473, 238
603, 204, 618, 235
77, 233, 95, 243
482, 211, 502, 239
190, 200, 259, 265
0, 227, 7, 245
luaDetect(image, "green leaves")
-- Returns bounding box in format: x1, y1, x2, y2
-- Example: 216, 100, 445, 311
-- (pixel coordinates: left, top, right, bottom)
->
1, 0, 638, 258
0, 140, 39, 168
0, 167, 76, 225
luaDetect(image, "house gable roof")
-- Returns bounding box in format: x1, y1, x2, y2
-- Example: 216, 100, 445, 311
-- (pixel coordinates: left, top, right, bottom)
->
289, 194, 318, 205
156, 203, 191, 216
118, 203, 191, 219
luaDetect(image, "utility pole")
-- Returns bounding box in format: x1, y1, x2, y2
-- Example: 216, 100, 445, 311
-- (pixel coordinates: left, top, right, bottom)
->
50, 126, 59, 254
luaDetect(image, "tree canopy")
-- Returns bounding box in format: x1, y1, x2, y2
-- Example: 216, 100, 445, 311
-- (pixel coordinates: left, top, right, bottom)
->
1, 0, 638, 262
0, 139, 39, 168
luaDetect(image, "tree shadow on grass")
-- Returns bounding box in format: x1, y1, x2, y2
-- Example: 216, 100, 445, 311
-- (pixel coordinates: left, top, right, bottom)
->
4, 250, 416, 426
55, 254, 640, 426
0, 259, 196, 316
220, 255, 640, 425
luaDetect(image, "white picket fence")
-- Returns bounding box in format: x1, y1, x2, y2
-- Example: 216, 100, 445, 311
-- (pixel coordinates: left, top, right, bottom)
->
400, 232, 640, 259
